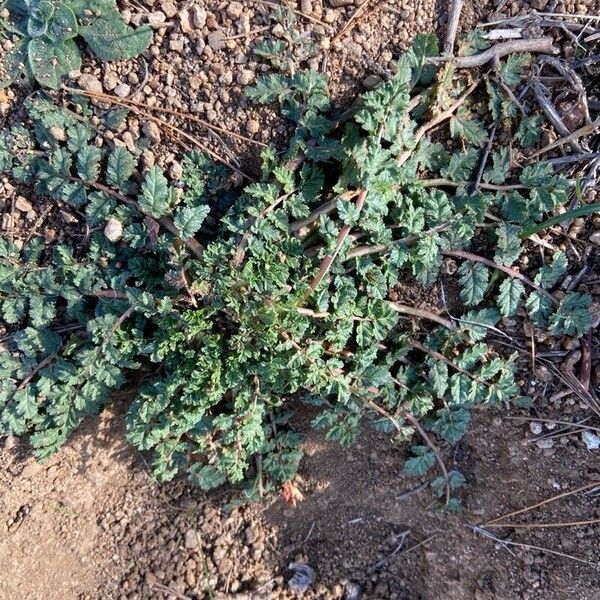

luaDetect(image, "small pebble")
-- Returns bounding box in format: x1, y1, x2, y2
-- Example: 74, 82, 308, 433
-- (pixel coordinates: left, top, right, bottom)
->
114, 83, 131, 98
582, 430, 600, 450
529, 422, 543, 435
536, 438, 554, 450
15, 196, 33, 212
246, 119, 260, 135
104, 218, 123, 243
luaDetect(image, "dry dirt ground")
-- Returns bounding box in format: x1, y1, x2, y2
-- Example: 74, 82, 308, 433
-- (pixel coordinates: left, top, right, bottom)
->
2, 398, 600, 599
2, 0, 600, 598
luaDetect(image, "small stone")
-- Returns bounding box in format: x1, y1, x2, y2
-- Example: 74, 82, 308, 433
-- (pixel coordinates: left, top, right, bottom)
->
207, 31, 225, 51
185, 569, 196, 587
529, 422, 543, 435
330, 0, 354, 6
104, 218, 123, 243
237, 69, 254, 86
582, 430, 600, 450
218, 557, 233, 575
227, 2, 244, 18
103, 71, 119, 91
49, 126, 67, 141
147, 11, 166, 27
169, 161, 183, 180
189, 74, 204, 91
114, 83, 131, 98
288, 563, 316, 593
143, 121, 162, 144
345, 581, 362, 600
589, 231, 600, 245
121, 132, 136, 152
15, 196, 33, 212
179, 9, 193, 33
169, 38, 185, 52
78, 74, 103, 94
324, 10, 337, 23
246, 119, 260, 135
4, 435, 18, 450
184, 529, 199, 549
141, 150, 156, 170
536, 438, 554, 449
191, 6, 207, 28
162, 1, 177, 18
245, 526, 260, 545
362, 74, 382, 89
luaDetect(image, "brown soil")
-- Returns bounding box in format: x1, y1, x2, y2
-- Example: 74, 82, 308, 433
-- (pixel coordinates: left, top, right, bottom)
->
2, 0, 600, 598
2, 398, 600, 599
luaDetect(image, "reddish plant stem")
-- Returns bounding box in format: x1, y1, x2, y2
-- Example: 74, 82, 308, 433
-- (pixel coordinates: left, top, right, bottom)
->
233, 188, 298, 266
411, 340, 490, 387
388, 303, 455, 330
403, 412, 451, 505
304, 187, 369, 296
17, 353, 57, 390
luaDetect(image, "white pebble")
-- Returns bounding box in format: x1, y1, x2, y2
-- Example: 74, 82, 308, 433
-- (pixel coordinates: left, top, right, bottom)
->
582, 430, 600, 450
529, 421, 543, 435
104, 218, 123, 243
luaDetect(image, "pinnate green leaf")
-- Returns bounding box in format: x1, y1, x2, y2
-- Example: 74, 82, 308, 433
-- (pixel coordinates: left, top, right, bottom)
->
404, 445, 436, 476
458, 261, 489, 306
440, 148, 478, 182
550, 293, 592, 337
107, 147, 135, 190
139, 166, 170, 218
497, 279, 524, 317
500, 53, 532, 86
190, 464, 227, 490
535, 251, 568, 289
449, 113, 487, 147
174, 205, 210, 240
483, 148, 510, 184
494, 223, 521, 266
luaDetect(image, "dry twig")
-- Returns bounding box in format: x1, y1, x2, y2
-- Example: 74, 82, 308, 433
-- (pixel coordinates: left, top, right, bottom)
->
443, 0, 465, 54
483, 481, 600, 526
428, 37, 557, 68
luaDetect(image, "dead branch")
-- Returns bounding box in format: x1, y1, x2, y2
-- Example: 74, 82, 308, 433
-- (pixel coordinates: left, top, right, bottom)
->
428, 37, 557, 68
528, 116, 600, 159
483, 480, 600, 525
443, 0, 465, 54
532, 81, 583, 150
468, 524, 600, 568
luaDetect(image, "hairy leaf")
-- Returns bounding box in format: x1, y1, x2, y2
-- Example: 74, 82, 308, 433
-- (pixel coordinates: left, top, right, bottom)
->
497, 279, 524, 317
458, 261, 489, 306
174, 205, 210, 240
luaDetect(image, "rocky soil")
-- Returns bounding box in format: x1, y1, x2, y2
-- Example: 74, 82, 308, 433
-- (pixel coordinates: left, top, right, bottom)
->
2, 396, 600, 599
1, 0, 600, 598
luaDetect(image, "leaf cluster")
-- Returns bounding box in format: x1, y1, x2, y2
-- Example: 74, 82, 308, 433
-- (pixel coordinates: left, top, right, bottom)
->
0, 0, 152, 89
0, 34, 594, 501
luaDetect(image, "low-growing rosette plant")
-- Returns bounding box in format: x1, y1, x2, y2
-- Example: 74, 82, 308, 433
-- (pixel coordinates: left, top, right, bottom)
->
0, 34, 595, 505
0, 0, 152, 89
